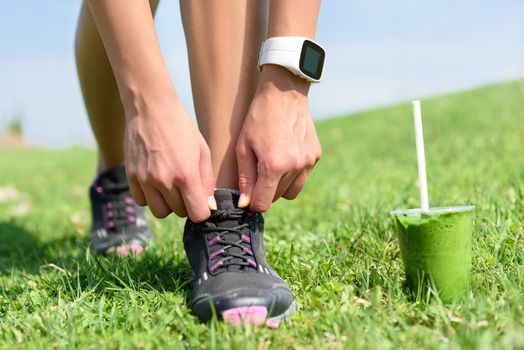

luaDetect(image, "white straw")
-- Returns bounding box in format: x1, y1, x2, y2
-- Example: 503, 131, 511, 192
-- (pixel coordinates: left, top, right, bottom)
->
412, 100, 429, 211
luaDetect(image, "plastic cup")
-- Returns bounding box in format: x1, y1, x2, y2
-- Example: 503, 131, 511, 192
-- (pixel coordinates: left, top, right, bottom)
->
390, 205, 475, 303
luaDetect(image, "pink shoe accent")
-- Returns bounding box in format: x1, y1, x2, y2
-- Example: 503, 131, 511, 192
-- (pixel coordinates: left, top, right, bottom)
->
207, 236, 221, 246
115, 246, 129, 256
130, 244, 144, 254
265, 319, 280, 329
209, 248, 225, 259
222, 306, 268, 327
209, 260, 223, 272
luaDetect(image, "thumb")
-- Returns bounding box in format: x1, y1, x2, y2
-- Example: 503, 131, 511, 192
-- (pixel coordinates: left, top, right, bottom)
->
237, 145, 257, 208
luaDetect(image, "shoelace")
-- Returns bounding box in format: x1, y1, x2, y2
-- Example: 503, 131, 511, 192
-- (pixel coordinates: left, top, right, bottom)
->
201, 208, 257, 272
93, 183, 138, 232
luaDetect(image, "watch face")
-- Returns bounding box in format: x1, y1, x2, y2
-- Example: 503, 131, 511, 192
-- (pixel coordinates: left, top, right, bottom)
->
299, 40, 325, 81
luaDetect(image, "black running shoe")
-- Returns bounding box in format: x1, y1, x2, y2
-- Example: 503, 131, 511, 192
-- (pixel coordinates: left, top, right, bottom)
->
183, 189, 296, 327
89, 166, 152, 256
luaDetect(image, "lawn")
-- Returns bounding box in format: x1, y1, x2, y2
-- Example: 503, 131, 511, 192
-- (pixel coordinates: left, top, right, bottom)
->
1, 80, 524, 349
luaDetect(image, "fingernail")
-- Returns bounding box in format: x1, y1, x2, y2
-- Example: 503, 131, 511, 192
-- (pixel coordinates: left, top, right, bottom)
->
208, 196, 217, 211
238, 193, 250, 208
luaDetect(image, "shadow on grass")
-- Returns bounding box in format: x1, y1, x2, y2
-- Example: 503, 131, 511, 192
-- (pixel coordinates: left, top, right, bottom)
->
0, 220, 80, 274
86, 251, 193, 299
0, 219, 192, 301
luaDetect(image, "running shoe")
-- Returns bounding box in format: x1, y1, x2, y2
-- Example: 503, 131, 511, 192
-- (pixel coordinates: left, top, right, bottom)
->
89, 165, 152, 256
183, 189, 296, 327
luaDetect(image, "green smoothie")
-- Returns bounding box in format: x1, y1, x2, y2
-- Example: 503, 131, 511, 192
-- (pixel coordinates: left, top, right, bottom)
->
391, 206, 475, 303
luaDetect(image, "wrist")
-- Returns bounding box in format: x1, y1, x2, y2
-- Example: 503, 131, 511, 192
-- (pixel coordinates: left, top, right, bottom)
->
122, 84, 180, 122
258, 64, 310, 97
120, 75, 173, 103
116, 60, 175, 107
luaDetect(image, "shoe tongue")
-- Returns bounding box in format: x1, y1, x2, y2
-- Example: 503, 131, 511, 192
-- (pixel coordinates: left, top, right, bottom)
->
214, 189, 239, 211
95, 166, 128, 189
213, 190, 240, 228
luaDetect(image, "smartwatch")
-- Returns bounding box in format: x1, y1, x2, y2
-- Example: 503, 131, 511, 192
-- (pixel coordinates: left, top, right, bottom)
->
258, 36, 326, 83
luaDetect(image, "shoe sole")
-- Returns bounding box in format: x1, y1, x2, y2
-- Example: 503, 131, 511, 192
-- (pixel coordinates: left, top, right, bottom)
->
221, 301, 298, 328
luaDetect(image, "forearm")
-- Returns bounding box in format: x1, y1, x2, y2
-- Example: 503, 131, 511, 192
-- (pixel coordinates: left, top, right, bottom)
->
87, 0, 173, 111
260, 0, 322, 95
267, 0, 321, 39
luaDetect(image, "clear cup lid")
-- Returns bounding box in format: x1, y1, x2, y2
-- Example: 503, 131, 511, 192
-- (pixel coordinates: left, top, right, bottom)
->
389, 205, 475, 216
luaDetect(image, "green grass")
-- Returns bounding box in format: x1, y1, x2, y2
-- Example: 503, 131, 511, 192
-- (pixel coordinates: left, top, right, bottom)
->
1, 80, 524, 349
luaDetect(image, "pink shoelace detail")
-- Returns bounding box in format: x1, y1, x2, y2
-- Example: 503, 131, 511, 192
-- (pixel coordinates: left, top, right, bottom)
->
202, 209, 257, 273
95, 185, 138, 231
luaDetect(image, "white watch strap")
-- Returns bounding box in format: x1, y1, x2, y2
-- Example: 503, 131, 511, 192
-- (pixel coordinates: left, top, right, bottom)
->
258, 36, 312, 82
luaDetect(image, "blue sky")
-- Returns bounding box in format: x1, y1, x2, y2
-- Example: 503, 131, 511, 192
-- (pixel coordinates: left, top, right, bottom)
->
1, 1, 524, 147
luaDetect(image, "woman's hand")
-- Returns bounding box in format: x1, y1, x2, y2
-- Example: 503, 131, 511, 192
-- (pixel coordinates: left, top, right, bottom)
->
86, 1, 216, 221
124, 90, 216, 222
236, 65, 322, 212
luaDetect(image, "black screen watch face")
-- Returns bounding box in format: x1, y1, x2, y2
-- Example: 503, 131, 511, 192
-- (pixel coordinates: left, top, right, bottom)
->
299, 40, 325, 81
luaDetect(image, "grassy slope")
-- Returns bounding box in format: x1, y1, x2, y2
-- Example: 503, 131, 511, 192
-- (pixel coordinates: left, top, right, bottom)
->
1, 80, 524, 349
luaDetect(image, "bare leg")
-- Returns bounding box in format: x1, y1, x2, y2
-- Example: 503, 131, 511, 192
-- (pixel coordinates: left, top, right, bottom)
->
180, 0, 267, 189
75, 0, 160, 174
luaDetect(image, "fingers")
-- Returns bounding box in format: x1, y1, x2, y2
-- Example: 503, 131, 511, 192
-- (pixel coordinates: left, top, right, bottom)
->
199, 145, 217, 210
128, 157, 213, 222
282, 169, 309, 200
174, 143, 216, 221
178, 174, 212, 223
273, 172, 298, 201
250, 163, 281, 212
128, 176, 147, 206
155, 163, 212, 222
251, 153, 319, 211
142, 186, 171, 218
280, 145, 321, 200
158, 186, 187, 218
237, 144, 258, 208
139, 175, 210, 222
